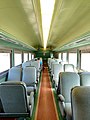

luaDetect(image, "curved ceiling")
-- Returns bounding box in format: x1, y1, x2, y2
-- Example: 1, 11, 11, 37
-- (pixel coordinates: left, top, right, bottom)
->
48, 0, 90, 51
0, 0, 90, 51
0, 0, 43, 50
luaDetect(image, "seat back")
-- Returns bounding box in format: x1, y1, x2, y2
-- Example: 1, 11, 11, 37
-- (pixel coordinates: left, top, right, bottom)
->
51, 61, 58, 76
79, 72, 90, 86
55, 59, 61, 63
53, 64, 63, 79
0, 81, 30, 117
31, 61, 40, 71
53, 64, 63, 87
48, 58, 52, 66
60, 72, 80, 102
64, 64, 75, 72
49, 59, 55, 70
22, 66, 36, 86
7, 67, 22, 81
71, 86, 90, 120
22, 61, 31, 68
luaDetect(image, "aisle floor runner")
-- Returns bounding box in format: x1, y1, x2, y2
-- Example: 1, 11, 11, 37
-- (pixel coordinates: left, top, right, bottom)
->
35, 62, 59, 120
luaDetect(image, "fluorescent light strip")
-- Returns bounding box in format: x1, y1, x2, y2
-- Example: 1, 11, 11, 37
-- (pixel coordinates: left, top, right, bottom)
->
40, 0, 55, 50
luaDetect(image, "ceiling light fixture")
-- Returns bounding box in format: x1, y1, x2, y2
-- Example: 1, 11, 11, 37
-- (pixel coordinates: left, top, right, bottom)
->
40, 0, 55, 50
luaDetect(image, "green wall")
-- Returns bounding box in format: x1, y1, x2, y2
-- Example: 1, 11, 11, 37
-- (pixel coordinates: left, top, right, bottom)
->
34, 50, 52, 60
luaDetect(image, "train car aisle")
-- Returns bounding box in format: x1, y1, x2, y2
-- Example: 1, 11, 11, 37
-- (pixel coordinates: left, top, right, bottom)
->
35, 61, 59, 120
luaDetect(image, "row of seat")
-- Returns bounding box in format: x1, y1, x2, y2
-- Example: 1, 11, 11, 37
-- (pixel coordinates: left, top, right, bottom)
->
22, 59, 42, 82
0, 66, 36, 118
76, 70, 90, 119
48, 59, 77, 90
8, 66, 37, 94
48, 58, 90, 120
53, 63, 77, 88
0, 81, 32, 118
58, 72, 90, 120
71, 86, 90, 120
0, 58, 42, 119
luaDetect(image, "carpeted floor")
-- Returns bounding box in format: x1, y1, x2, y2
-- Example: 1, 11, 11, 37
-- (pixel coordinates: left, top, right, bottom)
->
35, 61, 59, 120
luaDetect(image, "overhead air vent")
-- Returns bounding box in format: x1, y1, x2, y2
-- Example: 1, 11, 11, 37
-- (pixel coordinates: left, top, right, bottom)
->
75, 36, 90, 44
0, 32, 37, 51
68, 43, 75, 46
0, 33, 18, 44
76, 39, 86, 43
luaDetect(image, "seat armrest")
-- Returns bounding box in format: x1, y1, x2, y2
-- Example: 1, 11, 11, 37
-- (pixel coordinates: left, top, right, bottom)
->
58, 95, 66, 117
29, 82, 37, 85
38, 69, 40, 72
58, 94, 65, 102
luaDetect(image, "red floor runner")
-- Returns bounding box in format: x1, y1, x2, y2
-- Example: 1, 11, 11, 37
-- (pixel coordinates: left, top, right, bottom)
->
35, 61, 58, 120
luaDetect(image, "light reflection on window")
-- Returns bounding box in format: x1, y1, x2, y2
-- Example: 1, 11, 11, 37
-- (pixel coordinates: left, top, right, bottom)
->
24, 53, 28, 62
69, 53, 77, 67
29, 53, 31, 60
0, 53, 10, 72
81, 53, 90, 71
15, 53, 22, 66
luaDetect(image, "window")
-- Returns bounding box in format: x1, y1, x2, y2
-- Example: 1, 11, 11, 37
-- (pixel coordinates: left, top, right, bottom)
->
81, 53, 90, 71
0, 53, 10, 72
15, 52, 22, 66
63, 53, 67, 62
29, 53, 31, 60
50, 53, 53, 58
32, 54, 34, 59
24, 53, 28, 62
69, 53, 77, 67
58, 53, 61, 61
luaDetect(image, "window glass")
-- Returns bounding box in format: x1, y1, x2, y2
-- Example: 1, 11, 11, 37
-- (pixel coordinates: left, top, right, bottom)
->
32, 54, 34, 59
58, 53, 61, 61
29, 53, 31, 60
50, 53, 53, 58
81, 53, 90, 71
24, 53, 28, 62
63, 53, 67, 62
69, 53, 77, 67
15, 53, 22, 66
0, 53, 10, 72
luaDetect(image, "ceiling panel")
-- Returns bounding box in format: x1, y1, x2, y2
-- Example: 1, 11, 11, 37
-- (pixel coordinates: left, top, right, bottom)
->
48, 0, 90, 51
0, 0, 43, 50
0, 0, 90, 51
